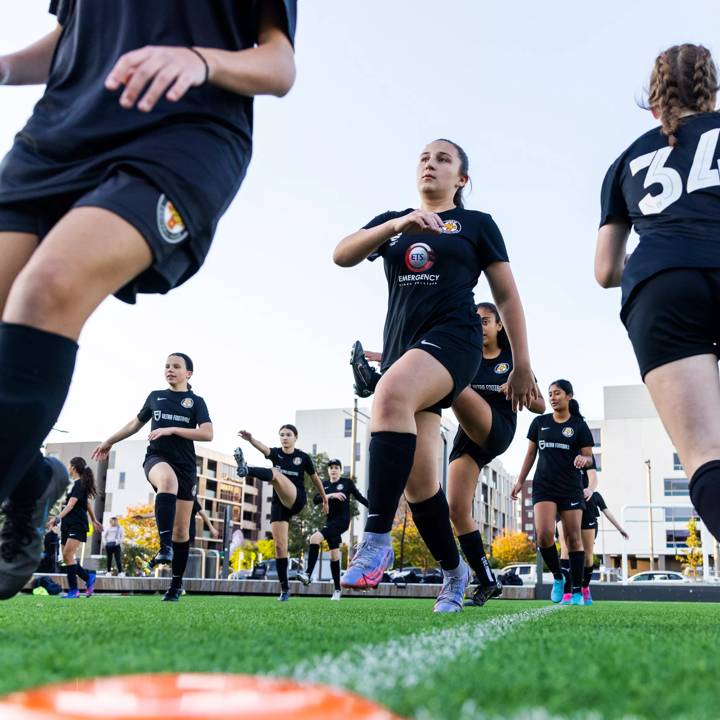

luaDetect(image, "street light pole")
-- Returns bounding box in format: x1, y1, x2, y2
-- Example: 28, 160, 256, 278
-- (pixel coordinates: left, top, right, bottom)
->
645, 460, 655, 571
349, 398, 358, 547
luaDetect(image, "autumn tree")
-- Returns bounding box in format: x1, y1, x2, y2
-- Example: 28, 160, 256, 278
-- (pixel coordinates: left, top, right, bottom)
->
117, 502, 158, 576
491, 530, 536, 567
675, 516, 703, 579
391, 505, 437, 570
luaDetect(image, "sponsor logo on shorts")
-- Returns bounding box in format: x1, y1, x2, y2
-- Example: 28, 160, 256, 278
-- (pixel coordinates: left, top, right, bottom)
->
494, 362, 510, 374
562, 427, 575, 438
442, 219, 461, 233
156, 195, 189, 245
404, 242, 436, 273
181, 398, 194, 409
293, 457, 303, 466
420, 339, 442, 350
153, 410, 162, 422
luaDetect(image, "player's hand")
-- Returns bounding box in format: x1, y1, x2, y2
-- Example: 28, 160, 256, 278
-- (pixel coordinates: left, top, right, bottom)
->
322, 497, 330, 514
238, 430, 253, 442
364, 350, 382, 363
210, 527, 220, 539
510, 480, 523, 501
392, 209, 445, 235
148, 427, 172, 441
45, 517, 57, 531
93, 521, 104, 533
91, 441, 113, 461
505, 366, 538, 412
583, 488, 593, 501
574, 455, 591, 469
105, 45, 208, 113
327, 492, 347, 502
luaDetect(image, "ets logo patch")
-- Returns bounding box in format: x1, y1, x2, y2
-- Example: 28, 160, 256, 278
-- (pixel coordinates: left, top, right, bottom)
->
405, 242, 436, 273
156, 195, 189, 245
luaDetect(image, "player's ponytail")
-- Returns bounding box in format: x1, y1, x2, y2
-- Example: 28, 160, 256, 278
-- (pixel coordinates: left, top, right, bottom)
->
550, 379, 583, 418
70, 456, 97, 498
476, 302, 510, 350
647, 44, 718, 146
435, 138, 470, 209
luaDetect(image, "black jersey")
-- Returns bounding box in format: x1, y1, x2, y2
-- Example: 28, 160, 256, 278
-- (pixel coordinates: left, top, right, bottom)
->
137, 389, 211, 469
580, 456, 598, 489
315, 478, 368, 527
365, 208, 509, 373
64, 480, 89, 528
0, 1, 296, 245
528, 414, 594, 498
600, 112, 720, 314
469, 347, 516, 423
266, 447, 315, 489
590, 491, 607, 518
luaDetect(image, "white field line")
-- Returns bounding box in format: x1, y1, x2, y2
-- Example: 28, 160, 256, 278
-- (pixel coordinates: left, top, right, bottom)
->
417, 701, 642, 720
275, 606, 560, 699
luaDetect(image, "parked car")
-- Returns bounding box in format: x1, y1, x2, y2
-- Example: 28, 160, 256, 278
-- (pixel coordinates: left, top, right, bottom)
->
624, 571, 689, 585
390, 567, 424, 584
422, 568, 443, 584
498, 564, 554, 585
249, 558, 302, 581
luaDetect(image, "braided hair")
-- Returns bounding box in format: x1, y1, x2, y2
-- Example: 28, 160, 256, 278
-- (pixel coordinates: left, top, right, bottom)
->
69, 457, 97, 498
647, 44, 718, 146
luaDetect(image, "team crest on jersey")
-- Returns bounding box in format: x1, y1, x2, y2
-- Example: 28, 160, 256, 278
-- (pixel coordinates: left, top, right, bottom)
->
337, 484, 344, 491
562, 427, 575, 438
494, 362, 510, 374
442, 219, 461, 234
156, 195, 189, 245
293, 457, 303, 466
153, 410, 162, 422
181, 398, 194, 409
405, 242, 436, 272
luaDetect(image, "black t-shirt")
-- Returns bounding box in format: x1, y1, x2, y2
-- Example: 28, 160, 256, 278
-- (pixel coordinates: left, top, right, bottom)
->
600, 112, 720, 314
590, 491, 607, 518
469, 347, 516, 425
0, 1, 297, 244
64, 480, 89, 528
266, 447, 315, 491
580, 456, 598, 489
528, 413, 594, 498
138, 389, 211, 469
365, 208, 509, 372
314, 478, 368, 527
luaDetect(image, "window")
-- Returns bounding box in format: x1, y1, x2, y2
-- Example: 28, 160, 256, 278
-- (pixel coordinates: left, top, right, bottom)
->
528, 510, 534, 518
344, 418, 352, 438
590, 428, 602, 447
343, 466, 351, 477
354, 442, 361, 462
524, 523, 534, 531
593, 453, 602, 472
118, 471, 126, 490
104, 492, 113, 512
666, 529, 690, 548
312, 443, 317, 455
664, 507, 696, 523
664, 478, 689, 496
206, 460, 217, 479
673, 452, 683, 471
524, 498, 532, 506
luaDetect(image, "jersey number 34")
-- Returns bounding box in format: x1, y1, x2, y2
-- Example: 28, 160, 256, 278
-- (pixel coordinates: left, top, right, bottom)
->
630, 128, 720, 215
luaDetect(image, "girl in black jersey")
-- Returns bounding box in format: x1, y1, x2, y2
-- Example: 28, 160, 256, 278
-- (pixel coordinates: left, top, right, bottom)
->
235, 425, 328, 602
46, 457, 102, 599
595, 44, 720, 544
512, 380, 594, 606
334, 139, 538, 612
448, 303, 545, 607
0, 2, 296, 600
92, 353, 213, 602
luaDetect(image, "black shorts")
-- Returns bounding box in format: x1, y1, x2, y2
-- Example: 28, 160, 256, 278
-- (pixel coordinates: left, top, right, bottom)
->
270, 485, 307, 523
0, 169, 205, 304
320, 522, 347, 550
143, 454, 198, 502
623, 269, 720, 379
410, 325, 483, 413
449, 408, 516, 469
532, 488, 585, 512
581, 506, 600, 532
61, 524, 87, 544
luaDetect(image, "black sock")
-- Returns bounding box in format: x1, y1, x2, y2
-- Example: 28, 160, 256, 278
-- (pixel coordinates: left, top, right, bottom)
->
171, 540, 190, 589
582, 565, 593, 588
690, 460, 720, 542
276, 557, 289, 592
365, 432, 417, 534
155, 493, 176, 548
569, 550, 584, 593
560, 558, 571, 594
9, 453, 50, 506
306, 543, 320, 577
66, 563, 78, 591
248, 467, 274, 483
76, 563, 89, 583
330, 559, 341, 590
458, 530, 496, 586
539, 544, 562, 579
0, 323, 77, 504
408, 490, 459, 571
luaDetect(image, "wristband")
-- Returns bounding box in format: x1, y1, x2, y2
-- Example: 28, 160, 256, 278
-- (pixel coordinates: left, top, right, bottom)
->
189, 47, 210, 84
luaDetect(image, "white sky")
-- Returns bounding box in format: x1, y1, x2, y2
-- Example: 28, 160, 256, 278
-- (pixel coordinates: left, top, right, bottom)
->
2, 1, 717, 473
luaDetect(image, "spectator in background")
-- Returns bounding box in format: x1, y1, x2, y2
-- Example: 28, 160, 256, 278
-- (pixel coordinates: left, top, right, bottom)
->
37, 525, 60, 574
103, 516, 124, 576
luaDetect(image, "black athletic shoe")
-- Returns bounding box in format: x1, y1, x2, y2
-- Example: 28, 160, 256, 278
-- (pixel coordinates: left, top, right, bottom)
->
148, 545, 174, 569
233, 447, 248, 477
350, 340, 381, 399
464, 579, 503, 607
278, 591, 290, 602
162, 586, 182, 602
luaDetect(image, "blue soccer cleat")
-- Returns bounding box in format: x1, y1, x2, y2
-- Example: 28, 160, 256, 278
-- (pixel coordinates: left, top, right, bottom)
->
434, 560, 472, 613
85, 571, 97, 597
62, 589, 80, 599
341, 537, 394, 590
550, 577, 565, 603
570, 592, 585, 606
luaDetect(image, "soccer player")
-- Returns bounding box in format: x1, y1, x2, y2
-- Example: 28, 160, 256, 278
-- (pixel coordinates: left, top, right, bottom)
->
0, 0, 296, 600
297, 458, 369, 600
235, 425, 329, 602
92, 353, 213, 602
512, 380, 594, 606
595, 44, 720, 543
333, 138, 538, 612
449, 302, 546, 607
46, 457, 102, 599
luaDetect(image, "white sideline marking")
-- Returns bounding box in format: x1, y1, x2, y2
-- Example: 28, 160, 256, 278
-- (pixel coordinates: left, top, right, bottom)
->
417, 702, 614, 720
277, 606, 559, 698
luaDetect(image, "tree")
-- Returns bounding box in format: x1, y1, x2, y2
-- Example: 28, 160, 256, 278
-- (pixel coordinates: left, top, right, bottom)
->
256, 537, 276, 561
676, 516, 703, 579
491, 530, 536, 567
390, 508, 437, 570
117, 502, 158, 576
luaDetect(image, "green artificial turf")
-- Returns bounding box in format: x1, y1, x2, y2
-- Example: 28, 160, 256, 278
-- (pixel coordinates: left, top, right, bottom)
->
0, 595, 716, 719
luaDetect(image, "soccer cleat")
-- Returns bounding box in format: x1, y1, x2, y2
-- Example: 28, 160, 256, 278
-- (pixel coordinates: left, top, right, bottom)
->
464, 578, 503, 607
278, 591, 290, 602
162, 586, 182, 602
350, 340, 381, 399
148, 545, 173, 568
0, 457, 69, 601
560, 593, 572, 605
62, 589, 80, 599
582, 587, 593, 605
434, 560, 472, 613
570, 592, 585, 606
85, 571, 97, 597
550, 577, 565, 603
233, 447, 248, 477
341, 538, 394, 590
296, 571, 311, 586
330, 590, 342, 601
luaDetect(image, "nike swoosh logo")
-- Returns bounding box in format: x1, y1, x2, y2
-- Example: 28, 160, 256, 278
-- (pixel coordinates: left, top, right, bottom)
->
367, 513, 379, 518
541, 427, 549, 430
156, 397, 167, 401
570, 502, 580, 507
420, 340, 442, 349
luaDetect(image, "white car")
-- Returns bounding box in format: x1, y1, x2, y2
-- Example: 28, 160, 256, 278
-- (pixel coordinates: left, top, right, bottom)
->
499, 564, 554, 585
624, 571, 689, 585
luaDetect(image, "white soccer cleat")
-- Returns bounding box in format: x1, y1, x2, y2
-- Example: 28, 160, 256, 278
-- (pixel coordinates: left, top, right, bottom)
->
330, 590, 342, 601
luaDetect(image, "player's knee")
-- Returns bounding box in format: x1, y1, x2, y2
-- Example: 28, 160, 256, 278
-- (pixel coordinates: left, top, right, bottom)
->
310, 532, 323, 545
537, 530, 555, 547
10, 260, 78, 322
565, 530, 582, 550
448, 499, 471, 529
373, 381, 412, 425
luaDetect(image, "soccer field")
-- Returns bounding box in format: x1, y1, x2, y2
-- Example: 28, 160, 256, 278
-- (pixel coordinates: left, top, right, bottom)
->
0, 595, 715, 719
